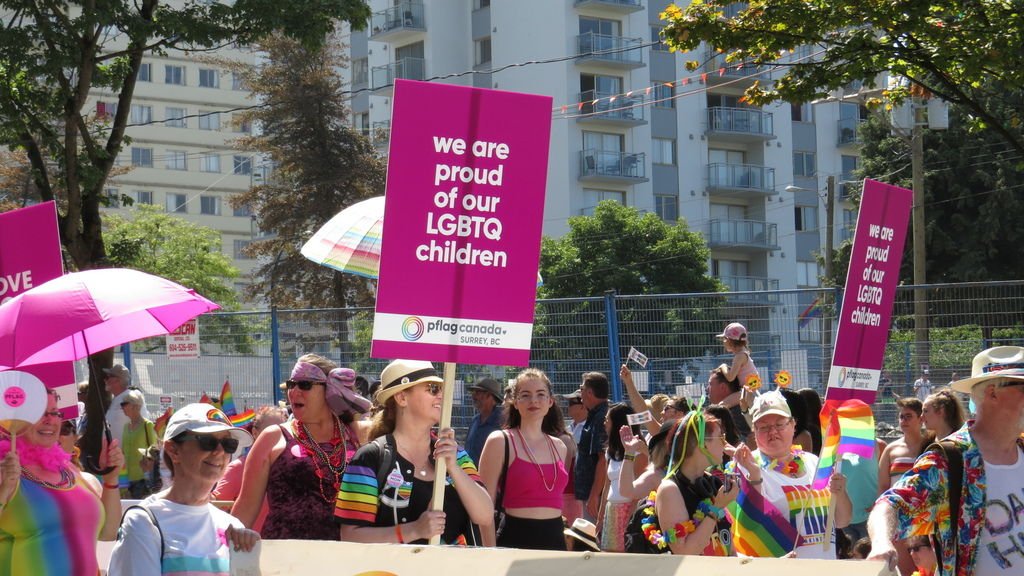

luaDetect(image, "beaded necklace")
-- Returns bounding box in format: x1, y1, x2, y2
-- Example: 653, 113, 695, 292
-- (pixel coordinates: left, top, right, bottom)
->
21, 466, 75, 490
516, 429, 559, 492
757, 448, 807, 478
293, 416, 348, 503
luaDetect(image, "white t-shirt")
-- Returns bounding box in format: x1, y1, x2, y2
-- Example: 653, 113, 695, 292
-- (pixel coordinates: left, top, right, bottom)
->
975, 447, 1024, 576
741, 450, 836, 560
606, 458, 630, 504
913, 378, 932, 402
106, 389, 152, 445
107, 495, 243, 575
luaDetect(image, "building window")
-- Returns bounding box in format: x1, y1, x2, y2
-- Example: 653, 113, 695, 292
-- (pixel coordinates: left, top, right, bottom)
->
233, 239, 252, 259
233, 204, 253, 217
791, 102, 813, 122
96, 101, 118, 119
652, 84, 675, 108
233, 155, 252, 175
165, 150, 187, 171
105, 187, 120, 207
232, 72, 244, 90
138, 63, 151, 82
130, 104, 152, 124
131, 147, 153, 167
198, 111, 220, 130
793, 152, 816, 177
797, 261, 820, 287
795, 205, 818, 231
652, 138, 676, 165
232, 113, 251, 133
165, 65, 185, 85
165, 107, 187, 128
166, 193, 187, 213
352, 58, 368, 87
655, 194, 678, 222
198, 68, 219, 88
355, 113, 370, 137
651, 27, 669, 52
475, 37, 491, 67
474, 0, 490, 9
200, 195, 221, 216
135, 190, 153, 205
200, 153, 221, 173
581, 188, 624, 215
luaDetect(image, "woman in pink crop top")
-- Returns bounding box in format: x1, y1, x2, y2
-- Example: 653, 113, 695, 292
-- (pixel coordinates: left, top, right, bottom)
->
479, 368, 569, 550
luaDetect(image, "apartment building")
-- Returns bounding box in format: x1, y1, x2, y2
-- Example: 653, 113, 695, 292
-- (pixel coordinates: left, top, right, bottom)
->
344, 0, 863, 367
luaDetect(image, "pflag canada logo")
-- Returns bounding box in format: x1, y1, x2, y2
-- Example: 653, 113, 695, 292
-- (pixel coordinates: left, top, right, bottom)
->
402, 317, 425, 341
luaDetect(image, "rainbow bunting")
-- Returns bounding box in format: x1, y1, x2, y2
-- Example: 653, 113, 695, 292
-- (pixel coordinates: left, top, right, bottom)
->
731, 474, 798, 557
813, 399, 876, 489
230, 409, 255, 428
798, 298, 823, 328
220, 379, 237, 417
153, 407, 174, 439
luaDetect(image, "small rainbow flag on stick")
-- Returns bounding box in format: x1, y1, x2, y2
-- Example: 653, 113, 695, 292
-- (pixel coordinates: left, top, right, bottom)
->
220, 379, 237, 417
230, 409, 255, 428
813, 398, 875, 489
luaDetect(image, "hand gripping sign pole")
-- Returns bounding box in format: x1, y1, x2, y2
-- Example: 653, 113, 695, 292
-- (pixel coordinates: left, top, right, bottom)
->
429, 362, 458, 546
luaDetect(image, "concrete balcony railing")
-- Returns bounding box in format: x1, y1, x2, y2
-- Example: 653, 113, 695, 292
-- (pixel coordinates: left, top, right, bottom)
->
707, 219, 779, 251
371, 57, 425, 92
703, 50, 765, 84
576, 90, 645, 125
707, 163, 775, 195
706, 106, 775, 140
576, 32, 645, 68
579, 149, 648, 183
369, 2, 426, 40
573, 0, 644, 12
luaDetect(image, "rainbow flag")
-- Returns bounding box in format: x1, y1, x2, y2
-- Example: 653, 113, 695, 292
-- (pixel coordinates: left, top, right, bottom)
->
220, 379, 237, 417
813, 399, 875, 489
731, 474, 798, 557
230, 409, 255, 428
153, 407, 174, 439
199, 392, 212, 405
798, 298, 823, 328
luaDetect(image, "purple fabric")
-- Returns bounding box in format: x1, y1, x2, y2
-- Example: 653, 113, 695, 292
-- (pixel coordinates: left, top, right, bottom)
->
326, 368, 371, 416
290, 361, 328, 383
261, 425, 342, 540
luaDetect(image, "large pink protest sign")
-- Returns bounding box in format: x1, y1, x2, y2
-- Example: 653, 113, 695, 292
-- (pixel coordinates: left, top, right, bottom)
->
0, 202, 77, 417
826, 179, 912, 402
372, 80, 552, 366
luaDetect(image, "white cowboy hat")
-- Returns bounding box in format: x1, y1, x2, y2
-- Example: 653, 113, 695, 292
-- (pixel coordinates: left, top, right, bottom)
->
950, 346, 1024, 393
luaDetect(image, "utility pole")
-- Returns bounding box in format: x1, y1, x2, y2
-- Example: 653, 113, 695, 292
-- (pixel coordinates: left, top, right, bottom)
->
911, 103, 929, 372
825, 175, 835, 350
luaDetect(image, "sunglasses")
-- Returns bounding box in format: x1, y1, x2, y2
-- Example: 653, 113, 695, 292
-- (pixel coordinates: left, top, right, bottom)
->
60, 421, 76, 436
907, 543, 931, 554
180, 433, 240, 454
423, 382, 444, 396
285, 380, 326, 391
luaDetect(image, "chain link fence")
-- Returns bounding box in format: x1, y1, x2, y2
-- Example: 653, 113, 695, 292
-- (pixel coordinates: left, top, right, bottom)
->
96, 281, 1024, 439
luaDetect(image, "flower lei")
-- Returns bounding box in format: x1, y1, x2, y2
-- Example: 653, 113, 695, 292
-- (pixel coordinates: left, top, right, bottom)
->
641, 491, 718, 550
757, 448, 806, 477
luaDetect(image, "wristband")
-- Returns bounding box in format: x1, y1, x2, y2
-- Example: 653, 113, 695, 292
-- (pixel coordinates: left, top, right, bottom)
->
747, 476, 763, 486
624, 453, 637, 461
103, 482, 120, 490
395, 524, 404, 544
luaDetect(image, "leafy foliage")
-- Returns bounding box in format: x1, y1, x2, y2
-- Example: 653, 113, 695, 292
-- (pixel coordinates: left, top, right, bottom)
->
660, 0, 1024, 155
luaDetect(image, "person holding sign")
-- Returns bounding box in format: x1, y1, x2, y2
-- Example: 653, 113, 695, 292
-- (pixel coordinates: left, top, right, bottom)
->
0, 389, 125, 575
335, 360, 492, 545
478, 368, 569, 550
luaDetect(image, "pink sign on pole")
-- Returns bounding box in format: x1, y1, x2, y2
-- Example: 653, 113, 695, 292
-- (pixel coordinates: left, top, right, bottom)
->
0, 202, 77, 417
826, 179, 913, 403
372, 80, 552, 367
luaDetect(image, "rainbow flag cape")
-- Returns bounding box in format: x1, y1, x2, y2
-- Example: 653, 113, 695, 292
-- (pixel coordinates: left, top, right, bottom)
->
798, 298, 823, 328
813, 398, 875, 489
731, 473, 798, 557
230, 409, 255, 428
153, 407, 174, 439
220, 379, 237, 417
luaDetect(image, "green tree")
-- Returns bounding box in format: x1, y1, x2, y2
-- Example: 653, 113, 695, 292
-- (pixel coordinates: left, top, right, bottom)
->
540, 200, 720, 298
660, 1, 1024, 156
227, 33, 386, 309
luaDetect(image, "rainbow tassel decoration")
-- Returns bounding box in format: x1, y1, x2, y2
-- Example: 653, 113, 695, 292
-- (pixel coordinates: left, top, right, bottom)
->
220, 379, 237, 417
813, 399, 876, 489
229, 409, 255, 428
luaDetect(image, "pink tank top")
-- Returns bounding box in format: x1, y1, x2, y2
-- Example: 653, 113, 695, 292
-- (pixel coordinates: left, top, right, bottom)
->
502, 432, 568, 510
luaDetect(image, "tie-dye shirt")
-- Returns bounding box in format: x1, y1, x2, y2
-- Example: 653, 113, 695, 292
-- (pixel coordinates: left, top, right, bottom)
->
0, 473, 103, 576
334, 435, 481, 545
876, 422, 1024, 576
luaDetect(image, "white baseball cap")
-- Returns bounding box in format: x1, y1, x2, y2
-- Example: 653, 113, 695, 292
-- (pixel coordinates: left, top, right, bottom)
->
163, 403, 253, 452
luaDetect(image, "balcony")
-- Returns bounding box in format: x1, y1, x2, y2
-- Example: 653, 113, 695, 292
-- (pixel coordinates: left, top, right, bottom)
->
369, 2, 426, 42
703, 50, 765, 87
573, 0, 644, 13
706, 107, 775, 142
576, 91, 646, 126
707, 219, 779, 252
706, 163, 775, 196
839, 172, 860, 199
717, 275, 781, 303
371, 57, 425, 95
838, 118, 865, 146
579, 149, 648, 184
371, 121, 391, 150
576, 32, 645, 69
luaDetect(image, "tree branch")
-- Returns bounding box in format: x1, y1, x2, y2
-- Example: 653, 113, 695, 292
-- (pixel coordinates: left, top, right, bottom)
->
19, 132, 54, 202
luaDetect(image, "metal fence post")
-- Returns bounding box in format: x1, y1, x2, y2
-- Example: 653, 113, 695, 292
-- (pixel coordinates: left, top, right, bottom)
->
604, 290, 622, 402
271, 307, 281, 405
122, 342, 132, 372
903, 342, 912, 397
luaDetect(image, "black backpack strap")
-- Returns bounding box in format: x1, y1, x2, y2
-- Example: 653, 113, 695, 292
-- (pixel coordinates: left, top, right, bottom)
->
927, 440, 963, 568
373, 435, 396, 491
121, 504, 164, 562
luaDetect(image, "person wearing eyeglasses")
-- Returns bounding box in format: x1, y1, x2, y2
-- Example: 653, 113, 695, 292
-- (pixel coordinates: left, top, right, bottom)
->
232, 354, 371, 540
730, 391, 851, 560
478, 368, 569, 550
336, 359, 493, 545
905, 536, 938, 576
57, 416, 82, 469
120, 388, 158, 498
108, 403, 258, 575
869, 347, 1024, 576
0, 390, 123, 576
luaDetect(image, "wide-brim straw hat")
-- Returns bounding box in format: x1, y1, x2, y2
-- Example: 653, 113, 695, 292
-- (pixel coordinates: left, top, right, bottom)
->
376, 359, 443, 404
951, 346, 1024, 393
563, 518, 600, 552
